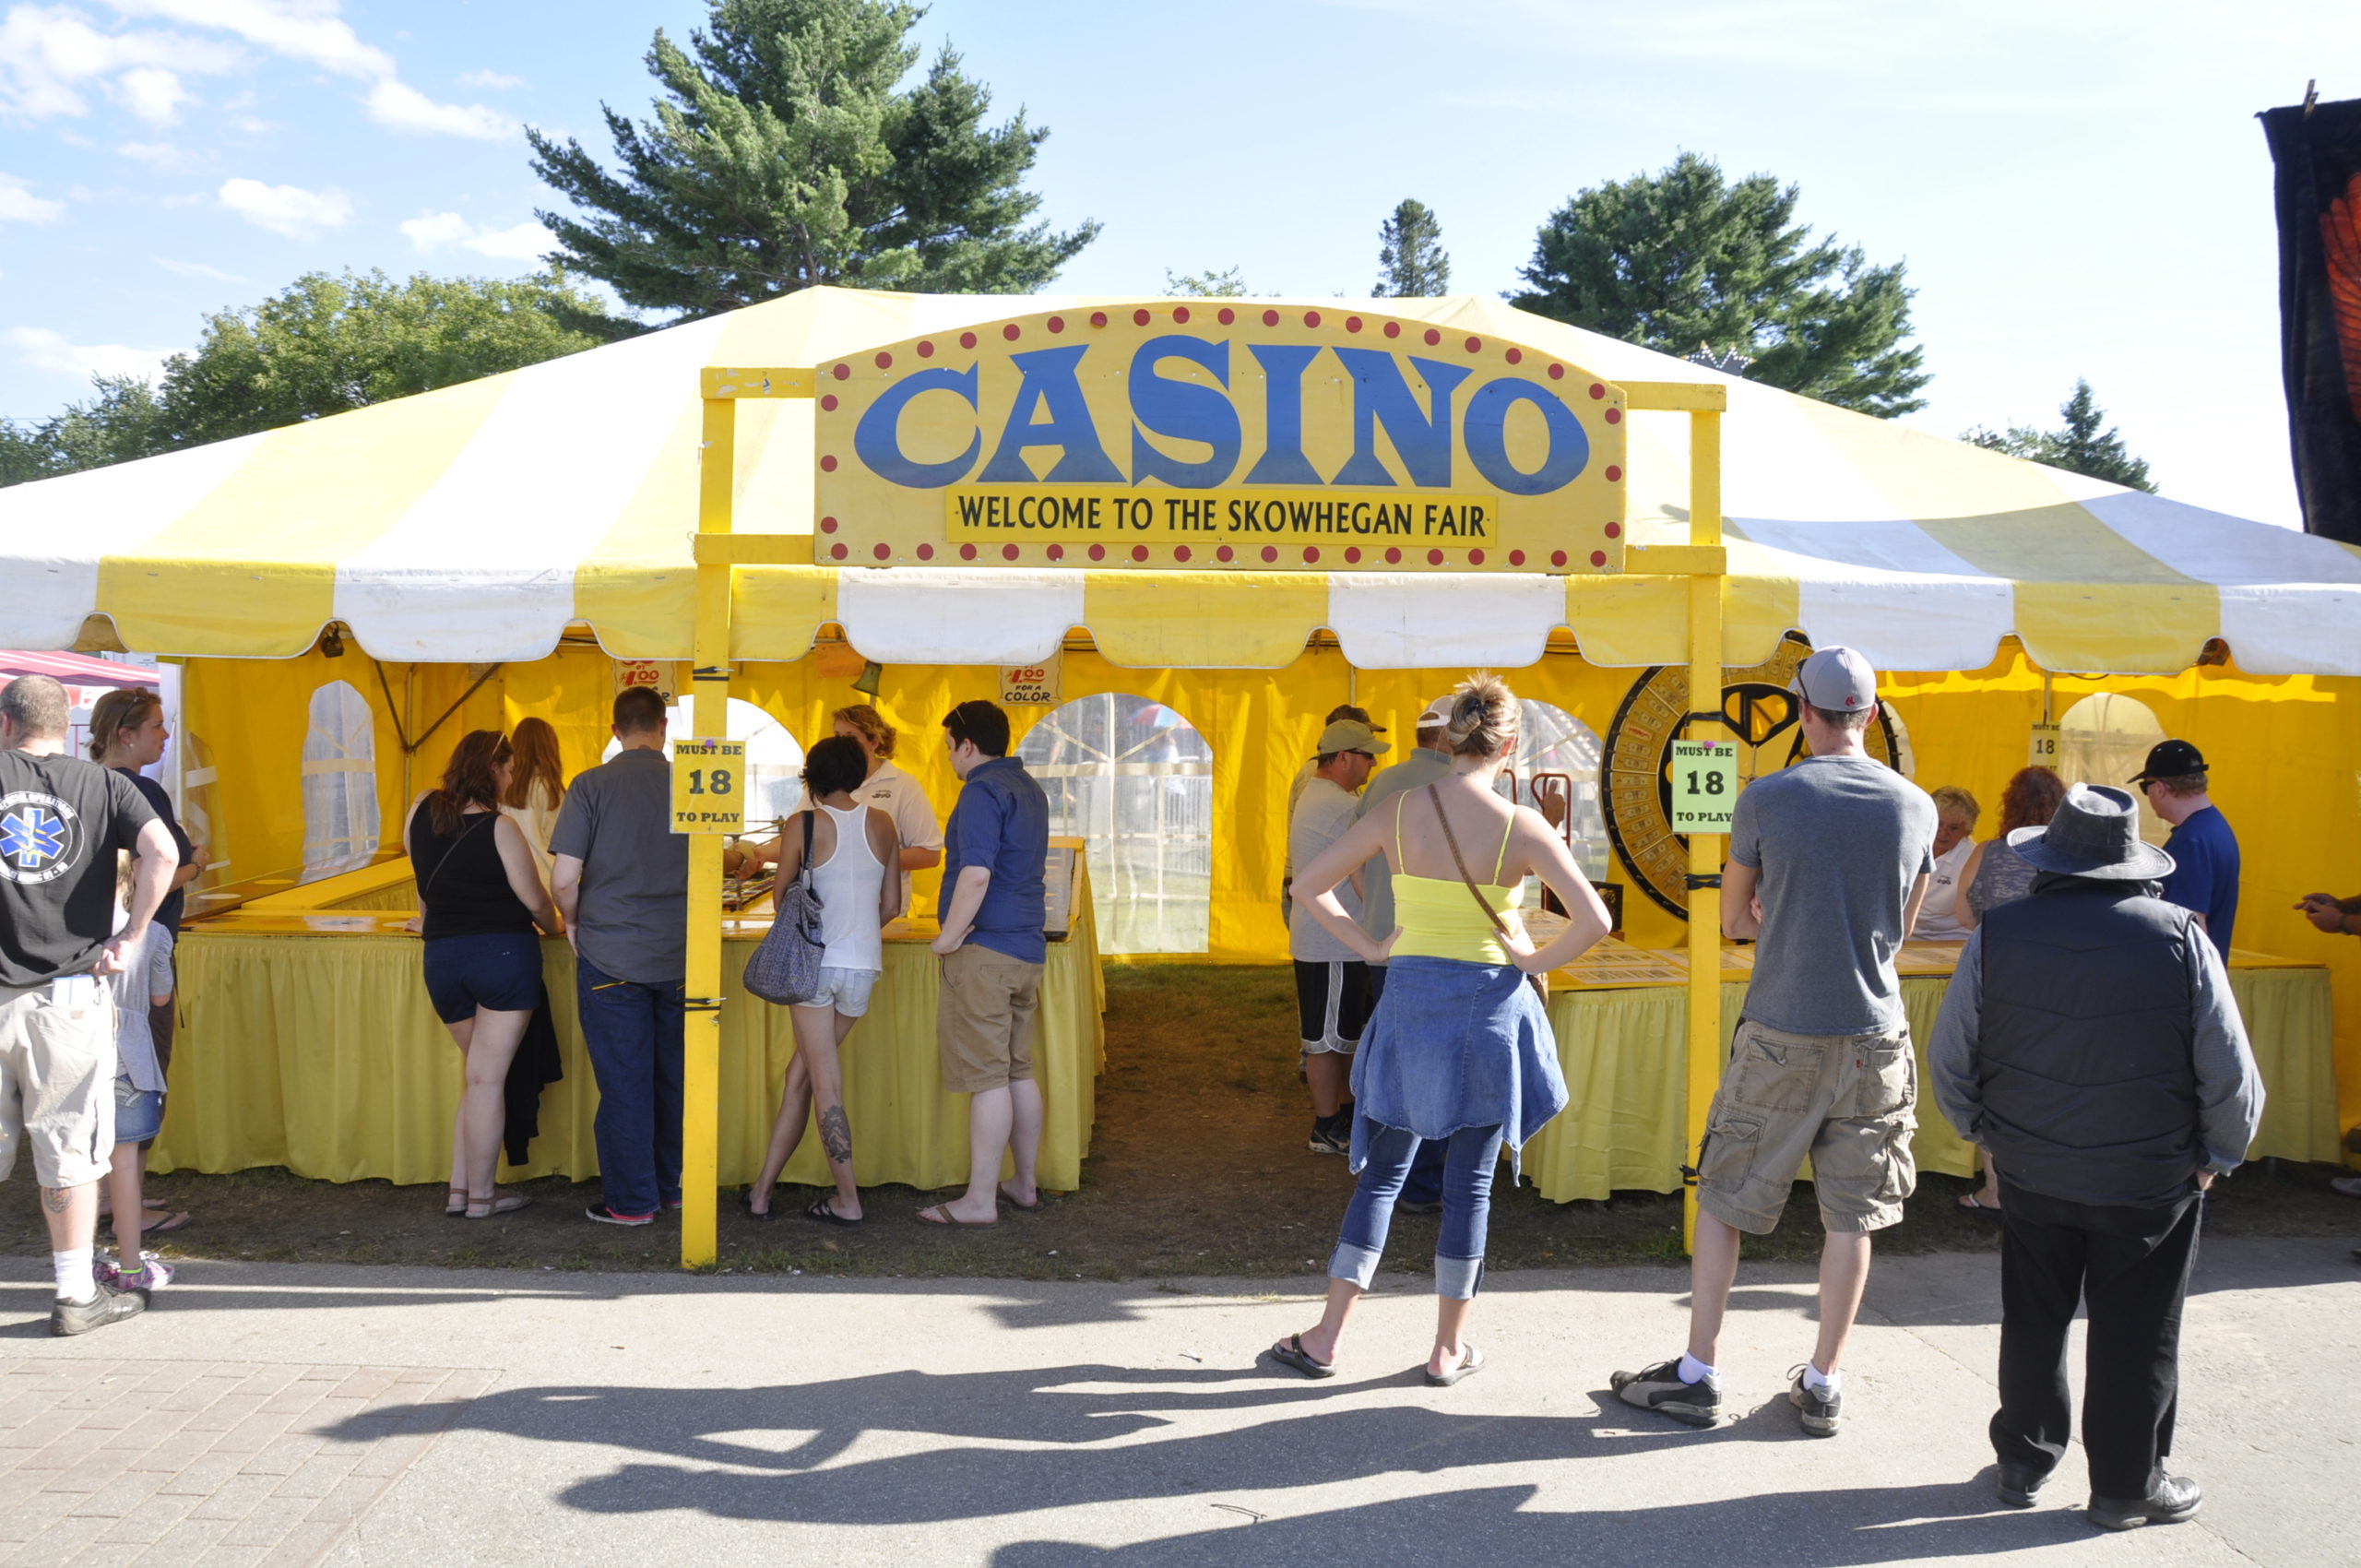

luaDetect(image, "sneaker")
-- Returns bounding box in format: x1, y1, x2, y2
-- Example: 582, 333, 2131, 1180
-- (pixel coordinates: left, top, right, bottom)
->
2088, 1474, 2202, 1531
1308, 1118, 1349, 1157
49, 1281, 146, 1337
1610, 1357, 1722, 1428
2328, 1175, 2361, 1199
586, 1204, 656, 1227
1786, 1364, 1842, 1436
1996, 1463, 2049, 1508
95, 1252, 173, 1294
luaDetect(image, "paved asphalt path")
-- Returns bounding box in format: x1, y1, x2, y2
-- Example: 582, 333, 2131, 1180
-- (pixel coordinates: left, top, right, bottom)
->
0, 1236, 2353, 1566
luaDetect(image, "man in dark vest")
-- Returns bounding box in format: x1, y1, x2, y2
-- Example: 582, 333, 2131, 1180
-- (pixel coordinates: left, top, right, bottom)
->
1930, 784, 2263, 1532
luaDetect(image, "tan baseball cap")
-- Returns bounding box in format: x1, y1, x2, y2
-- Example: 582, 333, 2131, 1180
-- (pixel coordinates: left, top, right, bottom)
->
1316, 719, 1390, 755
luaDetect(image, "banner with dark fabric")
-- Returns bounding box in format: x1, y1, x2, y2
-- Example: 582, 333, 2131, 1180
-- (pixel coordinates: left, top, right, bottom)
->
2262, 97, 2361, 544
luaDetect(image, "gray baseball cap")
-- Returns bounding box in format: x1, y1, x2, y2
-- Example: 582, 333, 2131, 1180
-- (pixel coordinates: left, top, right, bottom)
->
1791, 646, 1878, 713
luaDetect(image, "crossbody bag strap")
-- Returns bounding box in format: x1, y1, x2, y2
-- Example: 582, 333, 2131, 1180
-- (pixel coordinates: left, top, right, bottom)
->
1426, 784, 1513, 941
419, 808, 493, 903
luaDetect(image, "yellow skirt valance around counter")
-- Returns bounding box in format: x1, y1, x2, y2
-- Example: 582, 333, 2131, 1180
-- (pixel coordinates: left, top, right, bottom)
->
151, 902, 1106, 1192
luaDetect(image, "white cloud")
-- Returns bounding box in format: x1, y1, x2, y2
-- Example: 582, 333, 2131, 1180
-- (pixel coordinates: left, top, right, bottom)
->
151, 253, 243, 281
101, 0, 390, 77
364, 77, 508, 138
112, 61, 184, 120
217, 174, 347, 237
0, 3, 241, 120
457, 68, 520, 89
400, 209, 546, 261
0, 171, 64, 221
4, 324, 170, 382
116, 137, 191, 168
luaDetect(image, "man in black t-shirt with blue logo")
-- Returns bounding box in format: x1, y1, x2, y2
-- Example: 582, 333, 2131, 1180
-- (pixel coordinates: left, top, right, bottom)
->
0, 676, 176, 1335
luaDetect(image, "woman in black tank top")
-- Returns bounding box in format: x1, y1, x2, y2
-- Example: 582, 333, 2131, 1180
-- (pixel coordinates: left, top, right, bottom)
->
407, 731, 562, 1220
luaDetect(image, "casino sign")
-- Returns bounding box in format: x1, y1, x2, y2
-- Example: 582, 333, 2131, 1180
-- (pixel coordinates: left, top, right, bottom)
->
1601, 632, 1902, 918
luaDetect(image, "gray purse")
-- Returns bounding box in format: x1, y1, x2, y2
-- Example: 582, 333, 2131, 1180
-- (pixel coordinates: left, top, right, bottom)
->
743, 812, 825, 1005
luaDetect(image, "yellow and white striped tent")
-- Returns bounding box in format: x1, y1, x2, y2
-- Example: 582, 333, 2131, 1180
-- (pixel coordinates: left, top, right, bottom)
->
6, 286, 2361, 676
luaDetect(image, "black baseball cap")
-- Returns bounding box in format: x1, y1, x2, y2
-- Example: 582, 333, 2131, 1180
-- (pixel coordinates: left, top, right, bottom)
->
2129, 739, 2206, 784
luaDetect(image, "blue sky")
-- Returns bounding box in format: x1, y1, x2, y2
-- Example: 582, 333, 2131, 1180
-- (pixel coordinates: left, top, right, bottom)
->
2, 0, 2355, 526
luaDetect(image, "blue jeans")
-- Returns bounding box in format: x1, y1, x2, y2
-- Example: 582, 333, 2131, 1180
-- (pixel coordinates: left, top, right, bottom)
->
1329, 1119, 1506, 1300
575, 954, 685, 1218
1366, 966, 1446, 1206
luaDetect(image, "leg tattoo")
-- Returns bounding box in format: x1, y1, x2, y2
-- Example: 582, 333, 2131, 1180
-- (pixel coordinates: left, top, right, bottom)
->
40, 1186, 67, 1214
819, 1104, 853, 1168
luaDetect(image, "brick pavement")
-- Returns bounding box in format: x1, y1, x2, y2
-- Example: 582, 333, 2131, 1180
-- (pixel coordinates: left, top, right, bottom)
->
0, 1360, 491, 1568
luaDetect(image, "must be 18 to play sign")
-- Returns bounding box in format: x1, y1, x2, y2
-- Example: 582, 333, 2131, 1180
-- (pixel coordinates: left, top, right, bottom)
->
1669, 739, 1739, 834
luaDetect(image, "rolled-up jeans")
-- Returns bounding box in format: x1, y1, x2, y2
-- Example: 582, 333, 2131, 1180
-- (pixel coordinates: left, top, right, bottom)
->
1328, 1120, 1506, 1300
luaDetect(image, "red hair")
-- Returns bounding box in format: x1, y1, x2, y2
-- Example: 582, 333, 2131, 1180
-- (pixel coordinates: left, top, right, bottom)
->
1997, 766, 2067, 837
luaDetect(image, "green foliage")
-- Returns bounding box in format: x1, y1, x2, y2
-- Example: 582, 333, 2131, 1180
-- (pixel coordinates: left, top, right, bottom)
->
528, 0, 1097, 316
1965, 379, 2157, 492
1512, 152, 1928, 417
1376, 198, 1449, 297
0, 268, 617, 486
1163, 267, 1249, 298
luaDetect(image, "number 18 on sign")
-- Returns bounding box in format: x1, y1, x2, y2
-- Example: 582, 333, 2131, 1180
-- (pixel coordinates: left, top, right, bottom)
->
1670, 740, 1739, 833
670, 737, 746, 834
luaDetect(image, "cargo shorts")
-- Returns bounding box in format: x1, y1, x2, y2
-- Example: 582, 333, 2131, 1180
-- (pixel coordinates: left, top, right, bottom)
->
0, 980, 120, 1190
1695, 1016, 1917, 1236
937, 943, 1042, 1095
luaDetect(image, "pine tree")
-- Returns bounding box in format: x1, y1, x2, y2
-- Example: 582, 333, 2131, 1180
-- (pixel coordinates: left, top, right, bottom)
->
1512, 153, 1928, 417
1965, 380, 2156, 492
1164, 267, 1249, 298
528, 0, 1097, 318
1376, 199, 1449, 297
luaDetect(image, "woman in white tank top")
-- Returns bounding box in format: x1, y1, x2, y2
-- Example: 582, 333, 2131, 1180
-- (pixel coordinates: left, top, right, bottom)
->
746, 737, 903, 1225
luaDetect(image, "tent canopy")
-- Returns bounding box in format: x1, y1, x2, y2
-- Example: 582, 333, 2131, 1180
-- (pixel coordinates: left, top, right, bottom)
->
5, 287, 2357, 676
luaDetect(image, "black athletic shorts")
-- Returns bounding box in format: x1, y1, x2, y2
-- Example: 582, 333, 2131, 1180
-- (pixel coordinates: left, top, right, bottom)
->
1293, 958, 1370, 1054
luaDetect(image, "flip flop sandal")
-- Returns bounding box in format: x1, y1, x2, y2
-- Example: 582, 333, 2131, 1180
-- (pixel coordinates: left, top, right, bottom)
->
1270, 1335, 1336, 1379
1957, 1194, 2003, 1218
445, 1189, 469, 1218
1426, 1344, 1485, 1387
464, 1194, 533, 1219
140, 1210, 194, 1235
997, 1184, 1042, 1212
741, 1188, 777, 1221
804, 1197, 863, 1228
914, 1204, 998, 1229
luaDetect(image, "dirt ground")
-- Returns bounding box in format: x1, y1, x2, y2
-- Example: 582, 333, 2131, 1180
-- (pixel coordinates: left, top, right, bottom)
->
6, 966, 2356, 1281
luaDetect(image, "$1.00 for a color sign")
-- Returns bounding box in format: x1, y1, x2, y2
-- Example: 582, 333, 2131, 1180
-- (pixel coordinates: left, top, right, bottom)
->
1669, 740, 1738, 833
670, 738, 746, 835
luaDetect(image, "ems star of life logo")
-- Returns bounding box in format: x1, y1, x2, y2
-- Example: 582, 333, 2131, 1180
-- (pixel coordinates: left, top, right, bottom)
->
0, 791, 81, 885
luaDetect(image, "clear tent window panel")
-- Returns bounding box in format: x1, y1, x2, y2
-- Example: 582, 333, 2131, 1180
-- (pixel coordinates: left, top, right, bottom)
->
1017, 693, 1213, 955
2058, 693, 2171, 847
1420, 695, 1610, 882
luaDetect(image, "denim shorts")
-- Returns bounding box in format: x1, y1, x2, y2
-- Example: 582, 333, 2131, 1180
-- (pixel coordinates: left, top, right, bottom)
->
113, 1074, 163, 1145
793, 966, 881, 1018
421, 932, 543, 1024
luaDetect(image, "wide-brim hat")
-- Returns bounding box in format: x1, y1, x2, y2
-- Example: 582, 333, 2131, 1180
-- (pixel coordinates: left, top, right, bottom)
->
2006, 783, 2175, 882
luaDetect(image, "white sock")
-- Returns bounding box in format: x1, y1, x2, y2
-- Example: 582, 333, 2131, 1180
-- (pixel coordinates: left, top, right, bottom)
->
1679, 1352, 1716, 1384
53, 1249, 96, 1304
1803, 1362, 1841, 1396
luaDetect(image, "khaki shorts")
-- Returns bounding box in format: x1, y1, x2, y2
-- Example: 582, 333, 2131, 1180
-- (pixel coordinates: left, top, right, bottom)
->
1695, 1017, 1917, 1236
0, 980, 119, 1189
937, 944, 1042, 1095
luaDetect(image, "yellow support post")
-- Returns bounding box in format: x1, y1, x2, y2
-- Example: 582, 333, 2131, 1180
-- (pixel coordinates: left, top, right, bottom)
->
1682, 408, 1726, 1253
681, 393, 736, 1269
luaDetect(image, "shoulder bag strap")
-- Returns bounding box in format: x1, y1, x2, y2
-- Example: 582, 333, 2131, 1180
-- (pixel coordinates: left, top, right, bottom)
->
420, 809, 493, 902
1426, 784, 1513, 942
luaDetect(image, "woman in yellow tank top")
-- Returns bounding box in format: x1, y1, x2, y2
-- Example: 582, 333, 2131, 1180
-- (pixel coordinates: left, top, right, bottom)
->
1267, 674, 1613, 1386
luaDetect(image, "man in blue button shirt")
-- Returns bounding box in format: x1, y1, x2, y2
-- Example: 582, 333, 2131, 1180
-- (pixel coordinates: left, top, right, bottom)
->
919, 700, 1050, 1228
2132, 740, 2238, 957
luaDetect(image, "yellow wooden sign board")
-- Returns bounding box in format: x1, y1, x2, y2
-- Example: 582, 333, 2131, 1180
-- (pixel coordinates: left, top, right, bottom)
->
670, 737, 747, 835
815, 303, 1628, 574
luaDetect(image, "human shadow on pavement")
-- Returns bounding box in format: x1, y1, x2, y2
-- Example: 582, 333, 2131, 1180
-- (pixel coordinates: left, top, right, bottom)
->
990, 1480, 2115, 1567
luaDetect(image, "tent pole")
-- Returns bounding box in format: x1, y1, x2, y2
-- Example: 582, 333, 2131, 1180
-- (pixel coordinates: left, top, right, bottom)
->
682, 394, 737, 1269
1682, 408, 1726, 1255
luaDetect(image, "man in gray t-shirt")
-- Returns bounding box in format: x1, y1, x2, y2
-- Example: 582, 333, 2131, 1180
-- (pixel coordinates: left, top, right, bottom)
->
550, 688, 690, 1226
1612, 647, 1934, 1441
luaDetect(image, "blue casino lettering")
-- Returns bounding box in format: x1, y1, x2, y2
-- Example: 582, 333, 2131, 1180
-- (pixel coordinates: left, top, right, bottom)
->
853, 336, 1592, 500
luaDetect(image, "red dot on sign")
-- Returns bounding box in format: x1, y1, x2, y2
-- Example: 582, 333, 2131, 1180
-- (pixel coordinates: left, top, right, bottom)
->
1468, 548, 1486, 565
820, 516, 837, 534
1048, 315, 1064, 334
1589, 383, 1606, 399
832, 363, 850, 381
1218, 307, 1235, 326
1605, 408, 1622, 424
873, 542, 891, 560
821, 394, 838, 412
1003, 323, 1021, 340
1423, 328, 1442, 346
1590, 551, 1608, 567
1508, 550, 1525, 566
1262, 546, 1278, 563
1385, 547, 1402, 564
1604, 464, 1622, 482
1428, 548, 1445, 565
1174, 544, 1191, 562
1003, 543, 1020, 561
961, 543, 979, 561
1383, 321, 1401, 339
1134, 308, 1152, 326
1464, 337, 1482, 353
1304, 310, 1322, 327
819, 455, 837, 472
916, 341, 933, 360
1303, 546, 1320, 563
1604, 521, 1623, 539
874, 351, 893, 369
1548, 364, 1564, 380
1550, 550, 1568, 568
1089, 544, 1107, 561
1132, 544, 1149, 563
1047, 544, 1063, 561
1346, 316, 1363, 333
1262, 309, 1280, 327
1216, 544, 1234, 563
1090, 311, 1109, 327
1173, 305, 1191, 324
917, 543, 934, 561
830, 543, 847, 560
1344, 547, 1361, 564
960, 331, 978, 349
1504, 348, 1522, 365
